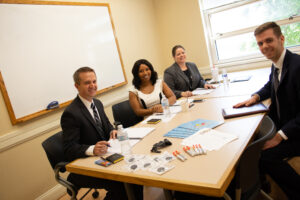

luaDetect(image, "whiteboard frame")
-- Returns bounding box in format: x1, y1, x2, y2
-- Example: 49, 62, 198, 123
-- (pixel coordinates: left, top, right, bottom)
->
0, 0, 127, 125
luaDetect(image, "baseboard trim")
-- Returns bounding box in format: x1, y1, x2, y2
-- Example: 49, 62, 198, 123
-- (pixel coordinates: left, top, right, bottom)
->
36, 184, 66, 200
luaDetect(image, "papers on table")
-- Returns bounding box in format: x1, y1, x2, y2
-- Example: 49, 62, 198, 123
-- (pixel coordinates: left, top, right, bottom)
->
169, 105, 182, 113
192, 88, 214, 95
164, 118, 224, 138
142, 113, 176, 124
107, 127, 155, 154
181, 128, 238, 151
125, 127, 155, 139
173, 99, 194, 105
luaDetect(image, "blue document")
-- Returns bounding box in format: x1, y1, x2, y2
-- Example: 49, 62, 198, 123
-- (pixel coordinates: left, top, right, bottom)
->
164, 118, 223, 138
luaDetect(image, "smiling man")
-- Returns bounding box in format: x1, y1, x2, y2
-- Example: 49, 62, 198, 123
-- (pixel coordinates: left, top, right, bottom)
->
234, 22, 300, 199
61, 67, 142, 200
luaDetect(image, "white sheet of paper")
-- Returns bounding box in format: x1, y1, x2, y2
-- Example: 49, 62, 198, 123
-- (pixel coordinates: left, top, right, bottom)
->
181, 128, 238, 151
192, 88, 214, 95
107, 139, 140, 154
125, 127, 155, 139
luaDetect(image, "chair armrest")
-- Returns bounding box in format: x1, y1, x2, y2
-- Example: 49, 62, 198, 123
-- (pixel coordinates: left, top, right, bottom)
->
54, 161, 78, 199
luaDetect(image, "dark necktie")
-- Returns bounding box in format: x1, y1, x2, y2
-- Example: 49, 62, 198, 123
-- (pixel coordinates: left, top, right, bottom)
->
273, 68, 279, 92
91, 102, 102, 128
273, 68, 280, 119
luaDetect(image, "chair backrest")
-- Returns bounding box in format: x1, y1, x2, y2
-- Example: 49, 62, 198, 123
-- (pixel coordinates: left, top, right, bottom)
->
237, 116, 276, 199
42, 131, 65, 170
112, 100, 143, 128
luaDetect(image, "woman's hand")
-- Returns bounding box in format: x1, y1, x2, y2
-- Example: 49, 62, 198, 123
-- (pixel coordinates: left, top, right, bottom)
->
181, 91, 193, 97
204, 84, 215, 89
151, 104, 163, 113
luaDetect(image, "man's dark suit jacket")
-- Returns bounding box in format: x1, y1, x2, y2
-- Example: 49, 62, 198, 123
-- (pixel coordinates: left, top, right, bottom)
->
164, 62, 206, 98
256, 50, 300, 140
61, 96, 113, 161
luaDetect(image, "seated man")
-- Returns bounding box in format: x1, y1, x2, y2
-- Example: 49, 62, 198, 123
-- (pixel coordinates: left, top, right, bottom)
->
61, 66, 142, 200
234, 22, 300, 199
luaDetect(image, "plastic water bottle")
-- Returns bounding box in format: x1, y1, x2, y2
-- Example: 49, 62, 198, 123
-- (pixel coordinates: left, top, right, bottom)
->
117, 124, 131, 155
161, 96, 171, 118
222, 68, 229, 86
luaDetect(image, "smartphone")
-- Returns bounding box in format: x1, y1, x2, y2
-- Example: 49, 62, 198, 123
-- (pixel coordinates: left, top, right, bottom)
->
147, 118, 161, 124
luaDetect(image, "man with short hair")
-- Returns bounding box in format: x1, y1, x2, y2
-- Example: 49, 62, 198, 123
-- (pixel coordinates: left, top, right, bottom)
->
234, 22, 300, 199
61, 67, 142, 200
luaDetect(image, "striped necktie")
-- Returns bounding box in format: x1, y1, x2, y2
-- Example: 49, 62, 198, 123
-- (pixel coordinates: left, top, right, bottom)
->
91, 102, 102, 128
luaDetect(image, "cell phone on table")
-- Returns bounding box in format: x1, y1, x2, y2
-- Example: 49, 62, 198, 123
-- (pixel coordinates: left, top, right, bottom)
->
147, 118, 161, 124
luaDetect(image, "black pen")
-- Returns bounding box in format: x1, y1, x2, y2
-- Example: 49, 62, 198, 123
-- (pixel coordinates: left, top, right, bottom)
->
189, 103, 195, 108
129, 137, 142, 140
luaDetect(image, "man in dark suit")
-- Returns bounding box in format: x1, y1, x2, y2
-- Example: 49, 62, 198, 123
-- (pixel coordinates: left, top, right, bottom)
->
61, 67, 141, 200
234, 22, 300, 199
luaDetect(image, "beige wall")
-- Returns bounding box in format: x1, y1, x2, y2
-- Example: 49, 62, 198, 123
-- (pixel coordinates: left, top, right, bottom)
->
0, 0, 209, 199
154, 0, 210, 73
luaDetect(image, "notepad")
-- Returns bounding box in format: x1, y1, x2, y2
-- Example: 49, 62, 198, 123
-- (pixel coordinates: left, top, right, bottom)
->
222, 103, 269, 119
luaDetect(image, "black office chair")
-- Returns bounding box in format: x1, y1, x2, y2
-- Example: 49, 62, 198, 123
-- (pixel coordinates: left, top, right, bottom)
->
112, 100, 143, 128
225, 116, 276, 200
42, 131, 99, 200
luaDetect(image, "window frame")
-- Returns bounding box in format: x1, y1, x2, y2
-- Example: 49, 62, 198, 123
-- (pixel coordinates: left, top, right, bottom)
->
199, 0, 300, 68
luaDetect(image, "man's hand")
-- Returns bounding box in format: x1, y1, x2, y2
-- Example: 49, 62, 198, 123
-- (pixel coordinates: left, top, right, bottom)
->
93, 141, 110, 155
110, 130, 118, 139
263, 133, 283, 150
233, 94, 259, 108
204, 83, 215, 89
181, 91, 193, 97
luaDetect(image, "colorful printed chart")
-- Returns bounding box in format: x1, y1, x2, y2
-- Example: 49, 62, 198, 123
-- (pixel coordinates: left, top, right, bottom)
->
164, 118, 224, 138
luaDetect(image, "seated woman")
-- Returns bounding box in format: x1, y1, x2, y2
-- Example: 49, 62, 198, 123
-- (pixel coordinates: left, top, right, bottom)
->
164, 45, 214, 99
129, 59, 176, 117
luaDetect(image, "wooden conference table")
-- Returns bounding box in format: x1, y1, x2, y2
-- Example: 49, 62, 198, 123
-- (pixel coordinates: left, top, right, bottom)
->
66, 67, 271, 198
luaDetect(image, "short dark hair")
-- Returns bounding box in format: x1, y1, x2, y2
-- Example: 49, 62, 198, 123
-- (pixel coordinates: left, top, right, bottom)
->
132, 59, 158, 90
172, 45, 185, 57
254, 22, 282, 38
73, 66, 95, 85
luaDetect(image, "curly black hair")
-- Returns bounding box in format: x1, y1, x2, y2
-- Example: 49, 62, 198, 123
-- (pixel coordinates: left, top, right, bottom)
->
132, 59, 158, 90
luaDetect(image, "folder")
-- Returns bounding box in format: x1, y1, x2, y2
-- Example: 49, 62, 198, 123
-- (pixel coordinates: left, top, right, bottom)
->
222, 103, 269, 119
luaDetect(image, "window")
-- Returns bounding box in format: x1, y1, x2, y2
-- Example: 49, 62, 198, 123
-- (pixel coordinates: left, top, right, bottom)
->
199, 0, 300, 67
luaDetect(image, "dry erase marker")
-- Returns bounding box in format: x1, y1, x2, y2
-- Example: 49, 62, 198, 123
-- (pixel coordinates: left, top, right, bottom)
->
193, 145, 200, 155
173, 151, 185, 162
176, 150, 187, 160
196, 144, 203, 155
198, 144, 206, 155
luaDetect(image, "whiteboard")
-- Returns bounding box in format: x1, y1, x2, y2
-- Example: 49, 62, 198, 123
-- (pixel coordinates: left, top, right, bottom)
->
0, 2, 127, 124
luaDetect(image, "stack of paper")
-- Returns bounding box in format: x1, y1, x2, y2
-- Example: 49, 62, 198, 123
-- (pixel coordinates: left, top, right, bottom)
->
181, 128, 238, 151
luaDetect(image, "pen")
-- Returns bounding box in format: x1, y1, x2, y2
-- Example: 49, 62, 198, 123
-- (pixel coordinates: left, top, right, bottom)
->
189, 103, 195, 108
129, 137, 142, 140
